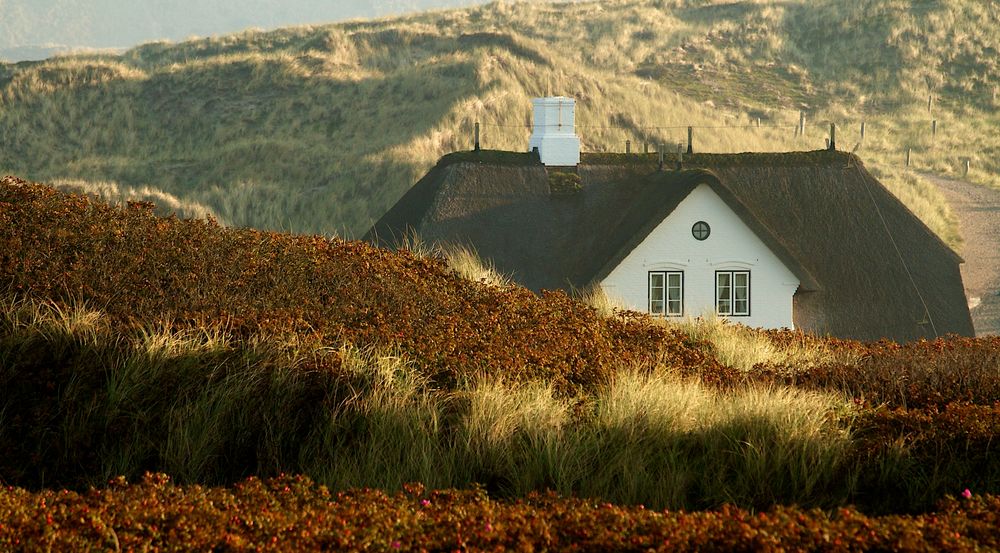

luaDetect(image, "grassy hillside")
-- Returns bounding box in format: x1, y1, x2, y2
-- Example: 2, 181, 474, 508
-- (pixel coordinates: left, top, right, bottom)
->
0, 0, 997, 246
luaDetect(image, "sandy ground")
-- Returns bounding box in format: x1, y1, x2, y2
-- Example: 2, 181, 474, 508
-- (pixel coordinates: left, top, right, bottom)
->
925, 173, 1000, 336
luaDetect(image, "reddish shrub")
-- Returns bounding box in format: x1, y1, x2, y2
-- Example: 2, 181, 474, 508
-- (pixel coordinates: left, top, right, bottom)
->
0, 176, 718, 393
1, 474, 998, 552
755, 330, 1000, 408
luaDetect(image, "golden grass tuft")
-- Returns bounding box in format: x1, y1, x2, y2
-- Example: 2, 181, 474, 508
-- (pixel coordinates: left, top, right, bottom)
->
439, 243, 511, 288
579, 287, 857, 371
398, 232, 511, 288
665, 315, 860, 372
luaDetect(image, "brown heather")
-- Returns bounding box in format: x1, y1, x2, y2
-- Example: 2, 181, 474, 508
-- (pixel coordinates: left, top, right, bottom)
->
0, 176, 716, 392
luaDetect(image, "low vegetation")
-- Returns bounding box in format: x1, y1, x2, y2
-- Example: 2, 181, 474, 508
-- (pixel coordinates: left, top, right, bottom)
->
3, 181, 1000, 526
3, 475, 999, 552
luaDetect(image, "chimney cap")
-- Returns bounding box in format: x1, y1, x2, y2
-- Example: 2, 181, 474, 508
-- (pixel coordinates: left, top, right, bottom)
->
528, 96, 581, 166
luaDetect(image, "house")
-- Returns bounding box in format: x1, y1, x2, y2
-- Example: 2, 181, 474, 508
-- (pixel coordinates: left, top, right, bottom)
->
366, 98, 974, 341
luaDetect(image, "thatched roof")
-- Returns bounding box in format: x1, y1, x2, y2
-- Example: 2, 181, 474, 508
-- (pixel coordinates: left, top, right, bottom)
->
367, 150, 974, 341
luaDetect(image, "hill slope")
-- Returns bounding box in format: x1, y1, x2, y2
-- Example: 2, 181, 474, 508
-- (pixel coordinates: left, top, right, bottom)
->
0, 0, 996, 243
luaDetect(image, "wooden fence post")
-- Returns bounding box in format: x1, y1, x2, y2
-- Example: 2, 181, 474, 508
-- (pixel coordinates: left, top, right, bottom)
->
860, 121, 866, 140
626, 140, 631, 154
644, 143, 649, 154
927, 95, 933, 112
798, 111, 805, 137
687, 127, 693, 154
932, 120, 937, 137
906, 148, 911, 167
474, 122, 481, 151
829, 123, 836, 151
658, 144, 665, 171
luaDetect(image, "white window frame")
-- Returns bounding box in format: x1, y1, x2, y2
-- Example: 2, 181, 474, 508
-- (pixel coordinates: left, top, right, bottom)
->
649, 271, 684, 317
716, 270, 750, 317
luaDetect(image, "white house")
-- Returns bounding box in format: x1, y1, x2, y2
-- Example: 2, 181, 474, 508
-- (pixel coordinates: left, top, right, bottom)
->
367, 98, 973, 341
601, 182, 800, 328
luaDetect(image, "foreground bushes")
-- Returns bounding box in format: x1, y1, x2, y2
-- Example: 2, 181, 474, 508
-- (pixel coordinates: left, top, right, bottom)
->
3, 298, 999, 513
4, 179, 1000, 516
2, 474, 998, 552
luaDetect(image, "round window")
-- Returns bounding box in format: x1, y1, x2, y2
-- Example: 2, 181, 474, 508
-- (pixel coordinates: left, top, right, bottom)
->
692, 221, 711, 241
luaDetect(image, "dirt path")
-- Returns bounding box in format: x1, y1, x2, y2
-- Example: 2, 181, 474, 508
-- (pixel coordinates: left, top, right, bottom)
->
923, 173, 1000, 336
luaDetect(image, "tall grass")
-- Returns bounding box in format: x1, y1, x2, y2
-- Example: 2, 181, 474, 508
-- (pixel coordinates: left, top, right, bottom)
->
0, 297, 853, 509
50, 179, 220, 222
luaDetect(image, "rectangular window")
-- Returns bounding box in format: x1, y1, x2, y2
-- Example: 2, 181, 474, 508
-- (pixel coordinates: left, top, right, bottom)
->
649, 271, 683, 316
716, 271, 750, 316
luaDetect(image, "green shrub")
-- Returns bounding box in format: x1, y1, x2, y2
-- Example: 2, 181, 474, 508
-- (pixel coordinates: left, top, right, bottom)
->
547, 171, 582, 195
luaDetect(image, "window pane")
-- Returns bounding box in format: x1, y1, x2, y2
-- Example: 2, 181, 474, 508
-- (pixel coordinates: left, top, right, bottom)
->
717, 276, 731, 301
717, 272, 731, 315
649, 273, 665, 314
667, 285, 681, 302
733, 272, 748, 315
734, 283, 748, 302
657, 272, 680, 316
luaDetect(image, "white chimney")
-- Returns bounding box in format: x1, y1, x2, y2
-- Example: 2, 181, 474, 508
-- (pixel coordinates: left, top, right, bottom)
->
528, 97, 580, 166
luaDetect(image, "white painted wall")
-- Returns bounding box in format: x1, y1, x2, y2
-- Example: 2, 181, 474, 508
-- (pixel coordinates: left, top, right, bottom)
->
601, 183, 800, 329
528, 97, 580, 166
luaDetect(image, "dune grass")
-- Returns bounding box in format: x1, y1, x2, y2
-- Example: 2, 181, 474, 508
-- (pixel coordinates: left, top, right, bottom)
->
0, 296, 855, 510
0, 0, 994, 250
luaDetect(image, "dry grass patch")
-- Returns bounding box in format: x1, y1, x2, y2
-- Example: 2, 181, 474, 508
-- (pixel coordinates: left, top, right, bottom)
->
579, 287, 857, 372
397, 232, 511, 288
